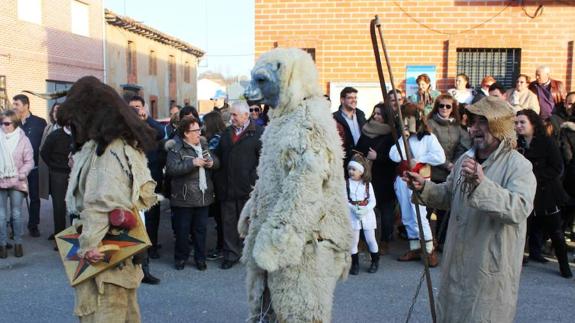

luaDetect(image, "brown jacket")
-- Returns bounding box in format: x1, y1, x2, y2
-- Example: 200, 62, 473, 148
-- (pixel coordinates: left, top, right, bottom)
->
529, 79, 566, 106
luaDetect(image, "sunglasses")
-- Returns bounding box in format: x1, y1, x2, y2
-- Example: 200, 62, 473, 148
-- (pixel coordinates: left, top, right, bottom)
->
438, 104, 452, 109
249, 108, 260, 112
1, 122, 13, 126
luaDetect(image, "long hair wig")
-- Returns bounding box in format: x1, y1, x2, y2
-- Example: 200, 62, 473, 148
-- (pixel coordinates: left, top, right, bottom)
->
57, 76, 157, 155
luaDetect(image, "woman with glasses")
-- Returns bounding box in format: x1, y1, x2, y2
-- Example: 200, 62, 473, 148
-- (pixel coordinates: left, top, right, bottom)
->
515, 109, 572, 278
408, 74, 441, 116
249, 104, 267, 127
506, 74, 541, 114
0, 109, 34, 258
426, 94, 471, 250
166, 116, 219, 271
448, 73, 474, 105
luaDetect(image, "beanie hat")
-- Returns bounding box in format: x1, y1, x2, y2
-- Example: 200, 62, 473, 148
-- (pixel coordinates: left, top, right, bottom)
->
466, 96, 516, 149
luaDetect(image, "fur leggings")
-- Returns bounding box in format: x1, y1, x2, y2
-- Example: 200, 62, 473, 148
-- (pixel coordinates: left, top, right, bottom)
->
351, 229, 378, 254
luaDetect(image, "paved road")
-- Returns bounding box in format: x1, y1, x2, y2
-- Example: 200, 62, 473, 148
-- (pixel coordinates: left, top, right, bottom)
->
1, 200, 574, 323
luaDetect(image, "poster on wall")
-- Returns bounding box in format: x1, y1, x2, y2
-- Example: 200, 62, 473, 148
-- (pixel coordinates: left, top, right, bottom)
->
328, 82, 390, 116
405, 65, 437, 99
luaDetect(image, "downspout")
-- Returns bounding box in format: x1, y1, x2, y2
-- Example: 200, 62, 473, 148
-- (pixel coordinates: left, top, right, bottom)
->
102, 6, 107, 83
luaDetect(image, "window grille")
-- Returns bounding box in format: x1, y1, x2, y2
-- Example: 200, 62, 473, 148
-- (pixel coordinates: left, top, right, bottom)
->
456, 48, 521, 90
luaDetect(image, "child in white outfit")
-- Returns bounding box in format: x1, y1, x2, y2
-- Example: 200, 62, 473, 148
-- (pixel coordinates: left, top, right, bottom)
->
347, 155, 379, 275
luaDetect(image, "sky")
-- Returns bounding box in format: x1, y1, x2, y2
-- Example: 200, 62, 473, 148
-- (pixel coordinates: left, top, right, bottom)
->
104, 0, 255, 78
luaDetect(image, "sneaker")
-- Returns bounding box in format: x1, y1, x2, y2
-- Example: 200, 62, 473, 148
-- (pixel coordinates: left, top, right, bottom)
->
206, 249, 223, 261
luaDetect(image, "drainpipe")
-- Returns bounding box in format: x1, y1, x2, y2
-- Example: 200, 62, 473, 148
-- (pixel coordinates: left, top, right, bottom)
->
102, 5, 107, 83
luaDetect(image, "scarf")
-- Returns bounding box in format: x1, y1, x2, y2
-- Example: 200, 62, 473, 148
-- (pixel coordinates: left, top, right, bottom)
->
191, 143, 208, 202
0, 128, 20, 178
432, 113, 455, 126
361, 119, 391, 139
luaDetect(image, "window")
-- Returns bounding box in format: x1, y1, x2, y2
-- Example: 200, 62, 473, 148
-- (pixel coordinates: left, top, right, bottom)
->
149, 95, 158, 119
0, 76, 8, 110
302, 48, 316, 62
18, 0, 42, 24
127, 41, 137, 83
456, 48, 521, 89
71, 0, 89, 36
45, 80, 73, 113
149, 50, 157, 75
184, 61, 190, 83
168, 55, 176, 83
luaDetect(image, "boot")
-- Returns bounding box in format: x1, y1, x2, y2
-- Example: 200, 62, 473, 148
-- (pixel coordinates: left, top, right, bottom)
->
368, 252, 379, 273
0, 246, 7, 258
349, 253, 359, 275
554, 239, 573, 278
141, 262, 161, 284
14, 244, 23, 257
427, 249, 439, 268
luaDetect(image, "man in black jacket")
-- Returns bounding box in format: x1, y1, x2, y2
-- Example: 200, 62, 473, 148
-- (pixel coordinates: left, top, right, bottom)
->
129, 96, 165, 284
12, 94, 47, 237
214, 101, 263, 269
332, 87, 366, 170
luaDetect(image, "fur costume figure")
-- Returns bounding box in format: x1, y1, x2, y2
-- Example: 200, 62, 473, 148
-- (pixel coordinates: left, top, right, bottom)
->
241, 48, 352, 322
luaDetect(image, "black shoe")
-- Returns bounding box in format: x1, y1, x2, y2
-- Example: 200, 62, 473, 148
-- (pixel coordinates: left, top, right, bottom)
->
48, 234, 55, 241
0, 246, 7, 258
368, 252, 379, 273
196, 261, 207, 271
349, 254, 359, 275
221, 259, 238, 270
148, 246, 160, 259
529, 254, 549, 263
175, 260, 186, 270
6, 243, 12, 250
206, 248, 223, 261
522, 256, 529, 266
29, 227, 40, 238
142, 272, 161, 284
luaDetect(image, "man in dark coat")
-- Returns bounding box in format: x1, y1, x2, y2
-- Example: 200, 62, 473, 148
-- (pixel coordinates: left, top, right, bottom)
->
12, 94, 47, 237
214, 101, 263, 269
332, 87, 366, 170
129, 96, 165, 284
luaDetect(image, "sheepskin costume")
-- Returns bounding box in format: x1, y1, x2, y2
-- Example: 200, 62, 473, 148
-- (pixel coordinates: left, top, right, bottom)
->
239, 48, 352, 322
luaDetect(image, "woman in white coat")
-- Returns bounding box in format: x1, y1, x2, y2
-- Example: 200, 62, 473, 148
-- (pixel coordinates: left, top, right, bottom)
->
390, 103, 445, 267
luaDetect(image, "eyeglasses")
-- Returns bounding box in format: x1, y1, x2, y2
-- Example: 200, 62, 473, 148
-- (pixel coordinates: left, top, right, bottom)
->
249, 108, 260, 113
185, 129, 201, 133
438, 104, 452, 109
1, 122, 13, 126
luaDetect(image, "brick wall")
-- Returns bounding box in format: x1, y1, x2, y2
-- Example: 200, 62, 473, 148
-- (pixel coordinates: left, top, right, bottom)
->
255, 0, 575, 97
0, 0, 104, 118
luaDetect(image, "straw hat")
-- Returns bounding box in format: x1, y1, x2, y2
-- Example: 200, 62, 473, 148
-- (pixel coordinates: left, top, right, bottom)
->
466, 96, 516, 148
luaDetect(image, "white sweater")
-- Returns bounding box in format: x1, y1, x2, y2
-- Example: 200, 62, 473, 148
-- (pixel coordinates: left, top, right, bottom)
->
389, 133, 446, 166
347, 179, 377, 230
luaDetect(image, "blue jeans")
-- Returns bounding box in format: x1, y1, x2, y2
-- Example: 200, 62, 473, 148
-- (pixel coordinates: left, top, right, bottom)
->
0, 189, 25, 245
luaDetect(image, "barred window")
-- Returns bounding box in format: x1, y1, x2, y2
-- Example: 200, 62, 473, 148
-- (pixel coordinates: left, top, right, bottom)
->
149, 50, 157, 75
456, 48, 521, 89
0, 75, 7, 110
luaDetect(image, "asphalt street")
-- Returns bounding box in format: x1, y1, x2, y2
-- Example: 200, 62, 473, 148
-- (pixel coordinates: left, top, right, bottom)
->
1, 200, 574, 323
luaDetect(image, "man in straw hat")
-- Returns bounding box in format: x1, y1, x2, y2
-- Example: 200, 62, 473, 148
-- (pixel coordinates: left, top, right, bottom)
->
403, 96, 536, 323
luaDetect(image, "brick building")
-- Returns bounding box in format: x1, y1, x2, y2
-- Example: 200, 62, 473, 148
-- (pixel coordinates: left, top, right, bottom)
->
255, 0, 575, 112
105, 10, 204, 119
0, 0, 104, 117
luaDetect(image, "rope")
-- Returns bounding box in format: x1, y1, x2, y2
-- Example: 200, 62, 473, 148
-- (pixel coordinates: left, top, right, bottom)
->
405, 271, 427, 323
391, 1, 512, 35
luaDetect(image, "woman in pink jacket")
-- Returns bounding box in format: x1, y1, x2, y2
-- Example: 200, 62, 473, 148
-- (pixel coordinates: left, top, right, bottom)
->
0, 109, 34, 258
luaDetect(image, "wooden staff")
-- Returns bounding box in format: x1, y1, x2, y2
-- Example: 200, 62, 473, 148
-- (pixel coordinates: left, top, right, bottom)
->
370, 15, 437, 323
